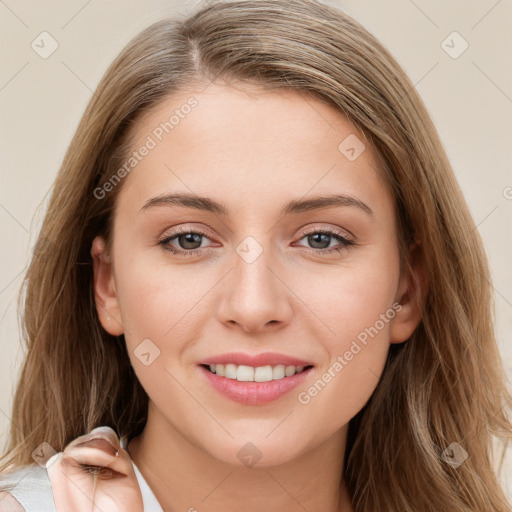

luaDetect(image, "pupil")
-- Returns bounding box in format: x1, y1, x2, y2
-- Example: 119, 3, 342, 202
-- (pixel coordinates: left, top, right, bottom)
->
309, 233, 330, 249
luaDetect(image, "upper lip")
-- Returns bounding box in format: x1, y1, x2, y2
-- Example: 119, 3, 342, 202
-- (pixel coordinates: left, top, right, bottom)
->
199, 352, 314, 368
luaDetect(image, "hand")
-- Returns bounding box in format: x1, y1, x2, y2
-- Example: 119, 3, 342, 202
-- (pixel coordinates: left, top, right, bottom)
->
45, 426, 144, 512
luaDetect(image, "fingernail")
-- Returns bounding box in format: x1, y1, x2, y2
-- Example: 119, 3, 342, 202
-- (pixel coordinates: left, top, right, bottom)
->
77, 426, 121, 453
89, 426, 117, 437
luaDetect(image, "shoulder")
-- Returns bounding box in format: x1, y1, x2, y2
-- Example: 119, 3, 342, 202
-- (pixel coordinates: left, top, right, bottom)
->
0, 464, 55, 512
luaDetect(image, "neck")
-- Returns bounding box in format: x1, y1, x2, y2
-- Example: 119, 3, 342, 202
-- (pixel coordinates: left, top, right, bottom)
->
128, 401, 353, 512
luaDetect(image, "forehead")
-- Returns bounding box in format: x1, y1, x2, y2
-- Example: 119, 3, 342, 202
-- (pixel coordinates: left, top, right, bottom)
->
116, 81, 391, 218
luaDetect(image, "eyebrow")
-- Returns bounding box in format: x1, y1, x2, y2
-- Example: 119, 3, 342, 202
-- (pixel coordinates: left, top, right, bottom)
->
139, 192, 373, 217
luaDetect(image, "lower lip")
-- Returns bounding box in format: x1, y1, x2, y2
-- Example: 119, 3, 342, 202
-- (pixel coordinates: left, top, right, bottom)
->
199, 365, 313, 405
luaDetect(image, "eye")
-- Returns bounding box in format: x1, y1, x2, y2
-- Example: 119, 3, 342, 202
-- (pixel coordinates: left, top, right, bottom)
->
158, 227, 215, 256
158, 225, 355, 257
294, 228, 354, 254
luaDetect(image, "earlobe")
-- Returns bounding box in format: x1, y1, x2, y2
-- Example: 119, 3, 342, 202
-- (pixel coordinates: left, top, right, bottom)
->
90, 235, 124, 336
390, 239, 428, 344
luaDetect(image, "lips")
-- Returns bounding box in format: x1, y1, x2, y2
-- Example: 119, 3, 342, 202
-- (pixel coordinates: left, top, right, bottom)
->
197, 351, 315, 405
199, 365, 313, 405
198, 351, 313, 368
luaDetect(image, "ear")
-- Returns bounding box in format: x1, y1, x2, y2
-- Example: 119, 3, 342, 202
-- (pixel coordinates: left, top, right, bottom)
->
91, 235, 124, 336
390, 237, 428, 344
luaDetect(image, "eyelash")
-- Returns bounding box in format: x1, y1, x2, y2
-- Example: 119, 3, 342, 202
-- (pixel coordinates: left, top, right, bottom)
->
158, 226, 355, 257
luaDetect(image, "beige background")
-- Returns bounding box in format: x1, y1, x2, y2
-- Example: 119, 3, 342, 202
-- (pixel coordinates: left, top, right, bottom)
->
1, 0, 511, 499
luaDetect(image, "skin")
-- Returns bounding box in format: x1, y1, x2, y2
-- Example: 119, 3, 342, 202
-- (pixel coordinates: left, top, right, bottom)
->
90, 81, 423, 512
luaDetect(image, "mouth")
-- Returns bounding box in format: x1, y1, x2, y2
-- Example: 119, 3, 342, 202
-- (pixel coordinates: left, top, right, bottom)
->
198, 362, 314, 405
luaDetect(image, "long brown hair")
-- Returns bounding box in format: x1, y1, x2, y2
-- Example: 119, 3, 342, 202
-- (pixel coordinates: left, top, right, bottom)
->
1, 1, 510, 510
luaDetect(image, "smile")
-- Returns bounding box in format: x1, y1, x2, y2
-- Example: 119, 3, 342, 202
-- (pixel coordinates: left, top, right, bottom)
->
204, 363, 310, 382
198, 364, 314, 405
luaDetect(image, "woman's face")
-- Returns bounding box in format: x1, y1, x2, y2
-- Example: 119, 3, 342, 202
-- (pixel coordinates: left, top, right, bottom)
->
92, 81, 421, 467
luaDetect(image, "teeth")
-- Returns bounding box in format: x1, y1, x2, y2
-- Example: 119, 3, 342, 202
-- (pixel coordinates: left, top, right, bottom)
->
255, 366, 273, 382
284, 365, 295, 377
237, 365, 254, 381
225, 364, 237, 379
206, 363, 308, 382
273, 364, 285, 379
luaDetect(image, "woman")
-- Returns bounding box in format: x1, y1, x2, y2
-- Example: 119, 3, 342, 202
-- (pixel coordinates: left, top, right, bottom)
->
1, 1, 510, 510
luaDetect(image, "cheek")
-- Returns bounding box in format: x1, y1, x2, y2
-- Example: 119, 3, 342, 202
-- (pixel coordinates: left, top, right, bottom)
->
114, 248, 206, 334
297, 248, 400, 345
293, 266, 399, 427
113, 251, 224, 391
331, 268, 398, 343
116, 261, 198, 400
293, 248, 399, 403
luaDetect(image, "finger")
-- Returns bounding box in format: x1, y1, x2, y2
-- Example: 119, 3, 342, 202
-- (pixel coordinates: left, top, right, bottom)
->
47, 449, 142, 512
46, 453, 100, 512
46, 428, 143, 512
64, 442, 133, 479
60, 427, 131, 476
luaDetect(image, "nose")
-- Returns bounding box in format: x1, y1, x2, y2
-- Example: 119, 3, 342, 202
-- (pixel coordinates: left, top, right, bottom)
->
216, 239, 293, 334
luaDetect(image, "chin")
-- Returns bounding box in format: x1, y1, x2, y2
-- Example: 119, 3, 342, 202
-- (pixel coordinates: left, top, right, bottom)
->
203, 437, 304, 469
